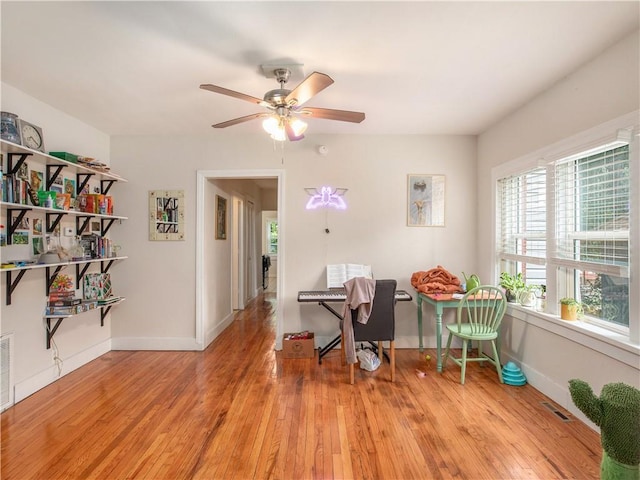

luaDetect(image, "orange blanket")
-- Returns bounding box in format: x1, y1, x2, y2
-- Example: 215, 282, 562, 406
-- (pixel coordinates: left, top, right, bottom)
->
411, 265, 463, 294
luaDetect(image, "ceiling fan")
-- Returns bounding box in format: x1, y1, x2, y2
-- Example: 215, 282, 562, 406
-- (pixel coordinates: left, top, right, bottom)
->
200, 68, 365, 142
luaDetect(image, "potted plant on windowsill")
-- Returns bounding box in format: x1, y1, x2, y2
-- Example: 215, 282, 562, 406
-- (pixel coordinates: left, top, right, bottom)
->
499, 272, 526, 303
559, 297, 583, 320
518, 284, 541, 307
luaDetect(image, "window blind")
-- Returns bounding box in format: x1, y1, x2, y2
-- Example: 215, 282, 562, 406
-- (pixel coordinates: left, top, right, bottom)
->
553, 145, 630, 277
497, 167, 547, 265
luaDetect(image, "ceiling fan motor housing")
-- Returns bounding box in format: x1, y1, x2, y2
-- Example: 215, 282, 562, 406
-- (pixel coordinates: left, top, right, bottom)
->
263, 89, 292, 107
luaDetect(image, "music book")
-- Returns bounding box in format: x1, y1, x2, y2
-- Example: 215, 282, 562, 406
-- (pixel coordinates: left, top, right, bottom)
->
326, 263, 373, 289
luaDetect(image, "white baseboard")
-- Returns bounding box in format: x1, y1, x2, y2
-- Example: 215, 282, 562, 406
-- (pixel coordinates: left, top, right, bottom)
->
111, 336, 202, 351
492, 352, 598, 432
14, 339, 111, 404
204, 312, 235, 348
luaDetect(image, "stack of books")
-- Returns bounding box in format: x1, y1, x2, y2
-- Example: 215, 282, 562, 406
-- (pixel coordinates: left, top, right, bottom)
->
46, 290, 97, 315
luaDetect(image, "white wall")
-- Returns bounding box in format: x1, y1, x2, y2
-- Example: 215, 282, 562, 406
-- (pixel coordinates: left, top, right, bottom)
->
476, 30, 640, 425
109, 133, 478, 351
1, 83, 112, 402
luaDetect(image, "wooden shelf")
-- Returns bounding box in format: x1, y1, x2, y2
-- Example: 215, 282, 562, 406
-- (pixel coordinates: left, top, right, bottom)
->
44, 297, 126, 348
2, 257, 128, 305
0, 201, 128, 221
1, 139, 127, 183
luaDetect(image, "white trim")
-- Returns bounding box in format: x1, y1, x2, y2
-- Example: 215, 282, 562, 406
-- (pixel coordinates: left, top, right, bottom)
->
492, 111, 639, 343
110, 337, 201, 350
492, 111, 639, 179
505, 304, 639, 369
195, 169, 285, 351
14, 339, 111, 403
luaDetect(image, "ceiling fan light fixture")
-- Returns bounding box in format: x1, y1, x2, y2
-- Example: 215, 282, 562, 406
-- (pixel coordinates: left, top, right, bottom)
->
289, 117, 307, 137
270, 128, 287, 142
262, 116, 281, 135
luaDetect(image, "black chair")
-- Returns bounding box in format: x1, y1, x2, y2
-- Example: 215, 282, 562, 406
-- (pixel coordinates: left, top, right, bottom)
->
349, 279, 397, 384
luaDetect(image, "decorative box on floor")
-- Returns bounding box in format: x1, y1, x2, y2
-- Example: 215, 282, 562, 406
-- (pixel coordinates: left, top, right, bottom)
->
282, 331, 315, 359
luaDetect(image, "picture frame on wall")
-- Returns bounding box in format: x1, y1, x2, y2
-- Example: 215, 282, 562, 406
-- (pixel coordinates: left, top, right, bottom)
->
407, 174, 446, 227
216, 195, 227, 240
148, 190, 185, 241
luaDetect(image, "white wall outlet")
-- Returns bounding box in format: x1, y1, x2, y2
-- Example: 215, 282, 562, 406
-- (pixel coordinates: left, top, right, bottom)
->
63, 227, 74, 237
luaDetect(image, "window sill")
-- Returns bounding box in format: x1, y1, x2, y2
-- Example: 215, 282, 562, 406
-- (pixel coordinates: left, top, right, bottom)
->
505, 304, 640, 370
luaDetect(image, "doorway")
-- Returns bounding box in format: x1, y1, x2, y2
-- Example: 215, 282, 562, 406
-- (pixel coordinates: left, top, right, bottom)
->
195, 169, 284, 350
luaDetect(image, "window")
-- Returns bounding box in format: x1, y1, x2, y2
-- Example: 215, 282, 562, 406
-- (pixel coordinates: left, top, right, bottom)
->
554, 145, 630, 329
497, 167, 547, 288
496, 129, 634, 335
267, 220, 278, 255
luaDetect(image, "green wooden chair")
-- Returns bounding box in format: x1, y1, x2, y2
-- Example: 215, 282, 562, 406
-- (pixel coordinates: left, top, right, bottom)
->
442, 285, 507, 384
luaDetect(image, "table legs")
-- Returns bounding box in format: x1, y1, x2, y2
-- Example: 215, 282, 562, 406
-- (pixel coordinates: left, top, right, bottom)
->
435, 307, 443, 372
416, 296, 445, 372
417, 295, 424, 352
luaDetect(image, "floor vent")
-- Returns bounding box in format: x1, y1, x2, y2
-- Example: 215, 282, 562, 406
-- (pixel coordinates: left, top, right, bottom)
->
541, 401, 572, 422
1, 333, 15, 411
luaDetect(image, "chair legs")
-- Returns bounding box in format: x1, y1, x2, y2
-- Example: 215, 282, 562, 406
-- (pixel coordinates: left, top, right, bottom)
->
443, 332, 454, 370
349, 341, 395, 384
443, 335, 503, 385
490, 340, 504, 383
389, 340, 395, 382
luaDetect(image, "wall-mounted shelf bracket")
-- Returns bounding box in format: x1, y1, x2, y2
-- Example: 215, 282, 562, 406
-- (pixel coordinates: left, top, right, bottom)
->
100, 306, 112, 325
77, 173, 94, 195
76, 216, 92, 235
45, 165, 65, 191
46, 212, 65, 233
101, 218, 117, 236
5, 269, 27, 305
101, 259, 115, 274
7, 152, 31, 175
6, 208, 30, 245
45, 317, 66, 349
75, 262, 92, 289
101, 179, 116, 195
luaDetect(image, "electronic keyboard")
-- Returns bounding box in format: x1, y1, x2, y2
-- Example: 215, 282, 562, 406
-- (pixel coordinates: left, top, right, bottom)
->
297, 289, 412, 302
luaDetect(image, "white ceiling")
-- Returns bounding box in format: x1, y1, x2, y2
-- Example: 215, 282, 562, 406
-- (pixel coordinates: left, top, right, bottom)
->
2, 1, 638, 138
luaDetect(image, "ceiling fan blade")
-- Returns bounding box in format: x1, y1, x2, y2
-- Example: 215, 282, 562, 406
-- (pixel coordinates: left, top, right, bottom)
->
200, 84, 270, 107
300, 107, 365, 123
285, 72, 334, 107
212, 113, 266, 129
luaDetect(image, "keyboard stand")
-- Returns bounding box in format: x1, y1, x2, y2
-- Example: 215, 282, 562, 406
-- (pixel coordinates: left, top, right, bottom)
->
316, 301, 343, 364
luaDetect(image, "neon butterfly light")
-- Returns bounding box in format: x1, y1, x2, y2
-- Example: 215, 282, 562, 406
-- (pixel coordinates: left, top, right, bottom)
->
304, 186, 348, 210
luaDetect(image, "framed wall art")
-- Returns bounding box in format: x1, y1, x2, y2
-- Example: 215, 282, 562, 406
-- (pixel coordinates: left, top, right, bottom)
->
216, 195, 227, 240
407, 174, 445, 227
149, 190, 185, 241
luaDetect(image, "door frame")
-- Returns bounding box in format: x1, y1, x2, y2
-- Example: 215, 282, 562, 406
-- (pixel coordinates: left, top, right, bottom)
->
195, 169, 284, 349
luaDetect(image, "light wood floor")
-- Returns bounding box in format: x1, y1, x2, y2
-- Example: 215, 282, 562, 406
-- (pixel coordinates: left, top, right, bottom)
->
1, 290, 601, 479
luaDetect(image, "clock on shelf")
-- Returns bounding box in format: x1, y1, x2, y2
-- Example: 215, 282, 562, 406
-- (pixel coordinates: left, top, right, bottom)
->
17, 119, 45, 152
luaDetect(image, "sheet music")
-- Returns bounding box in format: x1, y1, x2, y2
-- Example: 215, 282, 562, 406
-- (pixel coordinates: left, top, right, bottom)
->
326, 263, 373, 289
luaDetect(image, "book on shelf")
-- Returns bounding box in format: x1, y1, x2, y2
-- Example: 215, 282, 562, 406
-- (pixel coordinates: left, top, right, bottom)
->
46, 300, 98, 315
83, 272, 112, 300
49, 289, 75, 296
97, 295, 122, 305
326, 263, 373, 289
47, 297, 82, 307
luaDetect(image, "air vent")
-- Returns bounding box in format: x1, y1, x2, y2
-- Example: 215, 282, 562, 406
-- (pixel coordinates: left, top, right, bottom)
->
1, 333, 14, 411
541, 401, 572, 422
